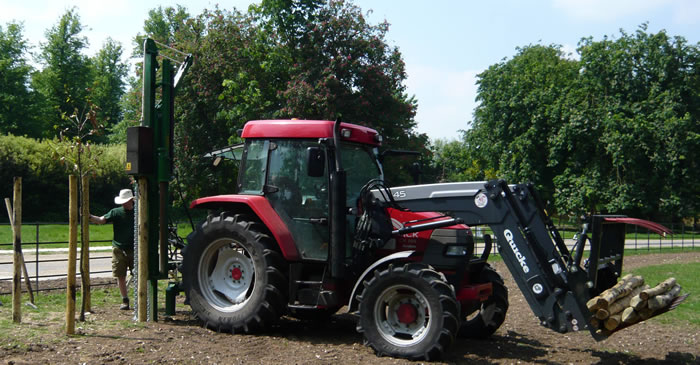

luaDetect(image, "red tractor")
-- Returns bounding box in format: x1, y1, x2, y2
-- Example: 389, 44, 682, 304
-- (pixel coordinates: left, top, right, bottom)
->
180, 119, 677, 360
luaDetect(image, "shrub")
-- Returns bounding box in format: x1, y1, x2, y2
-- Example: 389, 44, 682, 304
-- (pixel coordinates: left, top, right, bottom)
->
0, 134, 130, 222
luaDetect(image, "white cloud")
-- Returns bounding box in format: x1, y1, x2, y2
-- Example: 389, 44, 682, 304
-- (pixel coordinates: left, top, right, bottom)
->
552, 0, 671, 22
405, 64, 480, 141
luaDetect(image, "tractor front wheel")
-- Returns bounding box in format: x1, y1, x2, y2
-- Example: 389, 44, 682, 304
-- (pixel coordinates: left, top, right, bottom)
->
182, 213, 287, 333
356, 263, 459, 361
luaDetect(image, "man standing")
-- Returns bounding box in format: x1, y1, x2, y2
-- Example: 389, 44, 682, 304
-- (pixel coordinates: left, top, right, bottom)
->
89, 189, 135, 310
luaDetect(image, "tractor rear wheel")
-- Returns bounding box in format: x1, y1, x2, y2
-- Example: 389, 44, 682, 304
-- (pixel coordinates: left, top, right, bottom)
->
182, 213, 287, 333
356, 263, 459, 361
457, 265, 508, 339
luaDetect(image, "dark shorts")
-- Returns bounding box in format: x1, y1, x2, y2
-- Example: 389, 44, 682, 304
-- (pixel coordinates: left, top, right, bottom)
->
112, 247, 134, 278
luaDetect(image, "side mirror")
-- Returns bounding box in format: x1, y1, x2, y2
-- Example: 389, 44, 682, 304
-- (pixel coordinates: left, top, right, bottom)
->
307, 147, 325, 177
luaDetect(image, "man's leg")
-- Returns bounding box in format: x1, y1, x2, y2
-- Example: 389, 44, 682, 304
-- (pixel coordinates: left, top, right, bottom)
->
117, 275, 129, 310
117, 275, 128, 298
113, 247, 130, 310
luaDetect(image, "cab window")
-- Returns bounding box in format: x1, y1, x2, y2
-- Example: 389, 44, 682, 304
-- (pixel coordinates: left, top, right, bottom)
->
238, 140, 269, 194
340, 143, 383, 204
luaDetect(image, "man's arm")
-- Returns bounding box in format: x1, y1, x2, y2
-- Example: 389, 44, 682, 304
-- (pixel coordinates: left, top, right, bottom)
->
89, 214, 107, 224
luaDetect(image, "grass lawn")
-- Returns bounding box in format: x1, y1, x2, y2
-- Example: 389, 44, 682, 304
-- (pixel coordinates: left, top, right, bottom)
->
0, 224, 113, 250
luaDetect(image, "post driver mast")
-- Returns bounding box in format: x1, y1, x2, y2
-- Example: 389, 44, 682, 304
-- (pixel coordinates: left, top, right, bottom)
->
125, 38, 192, 321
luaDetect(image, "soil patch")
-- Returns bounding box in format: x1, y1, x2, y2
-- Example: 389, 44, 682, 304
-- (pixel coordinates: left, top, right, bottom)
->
1, 252, 698, 364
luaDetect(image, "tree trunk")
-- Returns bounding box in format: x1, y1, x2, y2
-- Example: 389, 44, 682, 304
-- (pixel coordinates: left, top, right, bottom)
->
648, 284, 681, 310
66, 176, 78, 335
604, 313, 622, 331
80, 175, 91, 319
621, 307, 639, 324
597, 275, 644, 309
587, 274, 632, 312
586, 297, 601, 312
630, 294, 647, 311
640, 277, 676, 300
596, 285, 648, 320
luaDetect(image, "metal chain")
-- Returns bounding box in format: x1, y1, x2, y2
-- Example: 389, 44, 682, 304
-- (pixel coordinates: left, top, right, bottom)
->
132, 183, 139, 321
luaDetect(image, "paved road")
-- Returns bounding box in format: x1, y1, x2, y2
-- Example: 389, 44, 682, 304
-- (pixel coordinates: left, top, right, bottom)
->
0, 247, 113, 281
0, 237, 695, 282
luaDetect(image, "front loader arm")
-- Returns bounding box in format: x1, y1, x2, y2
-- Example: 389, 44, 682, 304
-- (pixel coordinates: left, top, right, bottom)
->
382, 180, 610, 339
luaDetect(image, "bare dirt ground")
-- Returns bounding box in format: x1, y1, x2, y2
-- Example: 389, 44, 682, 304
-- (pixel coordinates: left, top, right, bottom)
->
1, 252, 699, 364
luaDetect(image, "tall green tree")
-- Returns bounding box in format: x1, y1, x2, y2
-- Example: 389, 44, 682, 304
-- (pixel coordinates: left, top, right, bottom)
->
126, 1, 424, 199
89, 38, 128, 139
427, 136, 496, 183
552, 25, 700, 219
111, 5, 194, 144
31, 8, 92, 136
468, 44, 579, 203
132, 5, 192, 56
255, 0, 422, 150
0, 22, 42, 137
465, 25, 699, 220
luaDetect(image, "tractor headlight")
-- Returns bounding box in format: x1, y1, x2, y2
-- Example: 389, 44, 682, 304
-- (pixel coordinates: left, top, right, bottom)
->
444, 245, 468, 257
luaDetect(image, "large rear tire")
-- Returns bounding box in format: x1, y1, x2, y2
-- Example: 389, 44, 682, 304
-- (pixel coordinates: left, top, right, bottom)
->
182, 213, 287, 333
457, 265, 508, 339
356, 263, 459, 361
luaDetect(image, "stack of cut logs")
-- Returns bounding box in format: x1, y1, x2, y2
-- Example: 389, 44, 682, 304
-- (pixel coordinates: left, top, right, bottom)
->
586, 274, 681, 331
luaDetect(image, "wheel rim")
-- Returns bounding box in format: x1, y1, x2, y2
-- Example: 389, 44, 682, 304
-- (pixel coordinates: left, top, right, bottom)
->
374, 284, 431, 347
198, 237, 255, 312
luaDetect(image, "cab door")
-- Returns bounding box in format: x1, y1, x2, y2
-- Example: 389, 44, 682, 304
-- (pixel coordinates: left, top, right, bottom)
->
266, 140, 330, 261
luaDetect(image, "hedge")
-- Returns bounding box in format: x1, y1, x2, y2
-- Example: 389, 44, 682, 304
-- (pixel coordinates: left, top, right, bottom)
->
0, 134, 130, 222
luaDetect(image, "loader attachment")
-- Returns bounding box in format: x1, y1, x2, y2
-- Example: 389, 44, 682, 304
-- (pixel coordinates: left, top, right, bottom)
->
381, 180, 686, 341
573, 216, 688, 339
577, 215, 674, 297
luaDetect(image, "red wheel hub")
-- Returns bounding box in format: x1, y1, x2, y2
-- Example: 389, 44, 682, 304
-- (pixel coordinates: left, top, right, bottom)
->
397, 303, 418, 324
231, 267, 243, 281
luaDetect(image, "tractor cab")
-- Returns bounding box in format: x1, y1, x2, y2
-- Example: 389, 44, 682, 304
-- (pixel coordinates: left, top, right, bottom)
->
203, 120, 386, 262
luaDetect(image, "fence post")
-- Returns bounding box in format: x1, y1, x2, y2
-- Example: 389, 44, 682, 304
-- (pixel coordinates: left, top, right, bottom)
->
5, 199, 34, 306
11, 178, 22, 323
671, 223, 674, 250
66, 176, 78, 335
681, 223, 684, 250
80, 175, 91, 317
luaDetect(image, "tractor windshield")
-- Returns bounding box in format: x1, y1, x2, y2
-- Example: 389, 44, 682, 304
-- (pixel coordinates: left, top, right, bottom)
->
341, 142, 383, 205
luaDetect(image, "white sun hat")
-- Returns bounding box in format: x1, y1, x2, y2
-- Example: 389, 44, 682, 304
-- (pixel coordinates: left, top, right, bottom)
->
114, 189, 134, 205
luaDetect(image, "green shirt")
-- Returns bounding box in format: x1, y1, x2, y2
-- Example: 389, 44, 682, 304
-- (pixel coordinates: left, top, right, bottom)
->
104, 206, 135, 251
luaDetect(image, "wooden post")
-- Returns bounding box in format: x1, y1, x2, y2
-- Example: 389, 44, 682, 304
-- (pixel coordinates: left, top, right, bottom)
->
11, 177, 22, 323
138, 177, 149, 322
66, 175, 78, 335
80, 175, 91, 317
5, 198, 34, 305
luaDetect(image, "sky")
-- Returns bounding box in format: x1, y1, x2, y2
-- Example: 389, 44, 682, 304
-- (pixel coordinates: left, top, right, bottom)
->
3, 0, 700, 141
